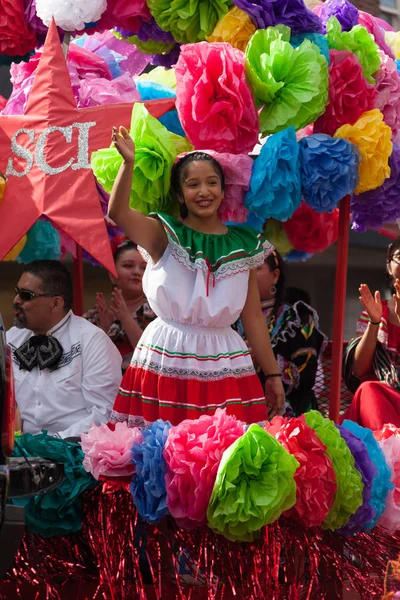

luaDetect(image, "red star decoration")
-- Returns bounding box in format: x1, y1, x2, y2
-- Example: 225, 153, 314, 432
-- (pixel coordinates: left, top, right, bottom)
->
0, 20, 175, 274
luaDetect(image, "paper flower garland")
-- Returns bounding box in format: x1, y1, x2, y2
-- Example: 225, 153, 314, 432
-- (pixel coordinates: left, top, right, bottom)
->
175, 42, 259, 154
207, 7, 256, 52
313, 50, 378, 137
163, 409, 245, 530
325, 17, 381, 84
207, 425, 299, 541
303, 411, 363, 531
335, 425, 377, 536
264, 220, 294, 255
92, 103, 192, 216
374, 426, 400, 534
0, 0, 37, 65
283, 203, 339, 253
351, 144, 400, 232
12, 432, 96, 537
245, 127, 301, 221
266, 417, 337, 528
343, 420, 393, 530
81, 422, 142, 480
334, 109, 392, 194
147, 0, 231, 43
299, 134, 359, 213
35, 0, 107, 31
245, 26, 328, 135
232, 0, 322, 34
130, 420, 172, 524
319, 0, 358, 33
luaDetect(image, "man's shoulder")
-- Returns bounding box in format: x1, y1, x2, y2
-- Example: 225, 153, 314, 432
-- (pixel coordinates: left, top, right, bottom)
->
6, 326, 30, 348
70, 314, 117, 348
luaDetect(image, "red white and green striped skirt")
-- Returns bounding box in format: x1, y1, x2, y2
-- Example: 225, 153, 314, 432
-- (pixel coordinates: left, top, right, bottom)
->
110, 317, 267, 427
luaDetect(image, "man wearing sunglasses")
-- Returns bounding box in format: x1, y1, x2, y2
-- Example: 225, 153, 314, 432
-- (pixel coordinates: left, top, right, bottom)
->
6, 260, 122, 439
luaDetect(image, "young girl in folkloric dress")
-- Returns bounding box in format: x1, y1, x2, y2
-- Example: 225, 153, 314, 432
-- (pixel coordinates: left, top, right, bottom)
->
107, 126, 285, 427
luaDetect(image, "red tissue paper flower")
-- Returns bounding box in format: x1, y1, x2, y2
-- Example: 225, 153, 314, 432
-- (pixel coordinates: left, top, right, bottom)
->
314, 49, 378, 137
283, 202, 339, 253
266, 416, 337, 528
175, 42, 259, 154
0, 0, 37, 59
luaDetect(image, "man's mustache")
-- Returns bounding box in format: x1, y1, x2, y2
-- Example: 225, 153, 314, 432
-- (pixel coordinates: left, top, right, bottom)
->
13, 304, 26, 316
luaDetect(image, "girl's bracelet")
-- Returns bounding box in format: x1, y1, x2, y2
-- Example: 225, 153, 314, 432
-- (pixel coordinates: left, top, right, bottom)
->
369, 320, 381, 326
264, 373, 282, 380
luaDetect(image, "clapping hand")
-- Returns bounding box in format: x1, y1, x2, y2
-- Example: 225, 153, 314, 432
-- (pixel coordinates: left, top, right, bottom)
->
359, 284, 382, 324
110, 288, 131, 323
96, 292, 115, 333
112, 126, 135, 164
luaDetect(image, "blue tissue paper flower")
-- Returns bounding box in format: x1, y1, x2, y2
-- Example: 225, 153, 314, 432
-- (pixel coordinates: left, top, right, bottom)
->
245, 127, 301, 222
299, 134, 359, 213
130, 419, 172, 523
17, 220, 61, 263
135, 80, 176, 100
290, 33, 330, 65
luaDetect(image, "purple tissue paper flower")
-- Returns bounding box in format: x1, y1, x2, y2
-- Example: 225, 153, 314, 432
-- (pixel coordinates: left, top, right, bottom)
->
320, 0, 358, 33
232, 0, 323, 34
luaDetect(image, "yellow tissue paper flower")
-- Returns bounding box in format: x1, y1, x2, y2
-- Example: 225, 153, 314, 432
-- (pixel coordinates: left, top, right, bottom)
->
334, 109, 392, 194
264, 219, 293, 256
138, 67, 177, 89
385, 31, 400, 60
207, 7, 256, 52
0, 172, 6, 205
3, 235, 27, 261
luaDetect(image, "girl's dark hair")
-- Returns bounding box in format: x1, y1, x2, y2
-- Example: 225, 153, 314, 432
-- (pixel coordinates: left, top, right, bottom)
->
111, 235, 138, 264
265, 249, 286, 316
386, 236, 400, 289
170, 152, 225, 219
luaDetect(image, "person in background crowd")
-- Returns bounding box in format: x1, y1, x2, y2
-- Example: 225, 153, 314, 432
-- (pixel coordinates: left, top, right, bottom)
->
85, 236, 155, 372
237, 249, 327, 416
342, 237, 400, 429
7, 260, 122, 439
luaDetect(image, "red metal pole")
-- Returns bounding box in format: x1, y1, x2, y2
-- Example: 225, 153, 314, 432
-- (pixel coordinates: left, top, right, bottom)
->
73, 245, 84, 316
329, 195, 351, 423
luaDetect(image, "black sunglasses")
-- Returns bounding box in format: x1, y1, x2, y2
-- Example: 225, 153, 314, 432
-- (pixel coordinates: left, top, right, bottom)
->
15, 286, 58, 302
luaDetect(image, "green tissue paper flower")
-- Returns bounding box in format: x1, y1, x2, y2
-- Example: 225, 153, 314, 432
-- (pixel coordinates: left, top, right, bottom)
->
92, 103, 193, 216
113, 30, 176, 56
304, 410, 364, 531
147, 0, 232, 43
207, 424, 299, 542
245, 26, 329, 135
326, 17, 381, 83
12, 432, 96, 537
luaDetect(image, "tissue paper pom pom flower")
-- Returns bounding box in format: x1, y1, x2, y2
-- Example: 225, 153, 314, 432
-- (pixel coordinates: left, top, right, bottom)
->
135, 79, 176, 100
78, 73, 141, 107
245, 26, 328, 136
326, 17, 381, 84
0, 0, 37, 61
290, 32, 330, 65
299, 134, 359, 213
92, 103, 192, 216
232, 0, 322, 34
36, 0, 107, 31
207, 7, 256, 52
147, 0, 231, 43
335, 425, 377, 535
266, 416, 337, 528
245, 127, 301, 221
313, 50, 378, 137
334, 109, 392, 195
93, 0, 151, 35
163, 409, 245, 530
284, 249, 313, 262
351, 144, 400, 232
358, 12, 395, 60
303, 411, 363, 531
12, 432, 96, 537
319, 0, 358, 32
114, 30, 176, 56
283, 203, 339, 253
207, 424, 299, 541
81, 422, 142, 480
264, 220, 293, 255
139, 66, 177, 88
374, 427, 400, 534
374, 51, 400, 139
130, 420, 172, 523
343, 420, 392, 530
16, 221, 60, 263
175, 42, 259, 154
385, 31, 400, 60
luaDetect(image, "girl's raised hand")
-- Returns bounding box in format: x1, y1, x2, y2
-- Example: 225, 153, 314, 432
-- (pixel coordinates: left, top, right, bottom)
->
359, 283, 382, 324
112, 126, 135, 164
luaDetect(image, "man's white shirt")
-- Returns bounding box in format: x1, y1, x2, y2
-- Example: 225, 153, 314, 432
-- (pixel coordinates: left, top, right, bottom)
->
7, 311, 122, 438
